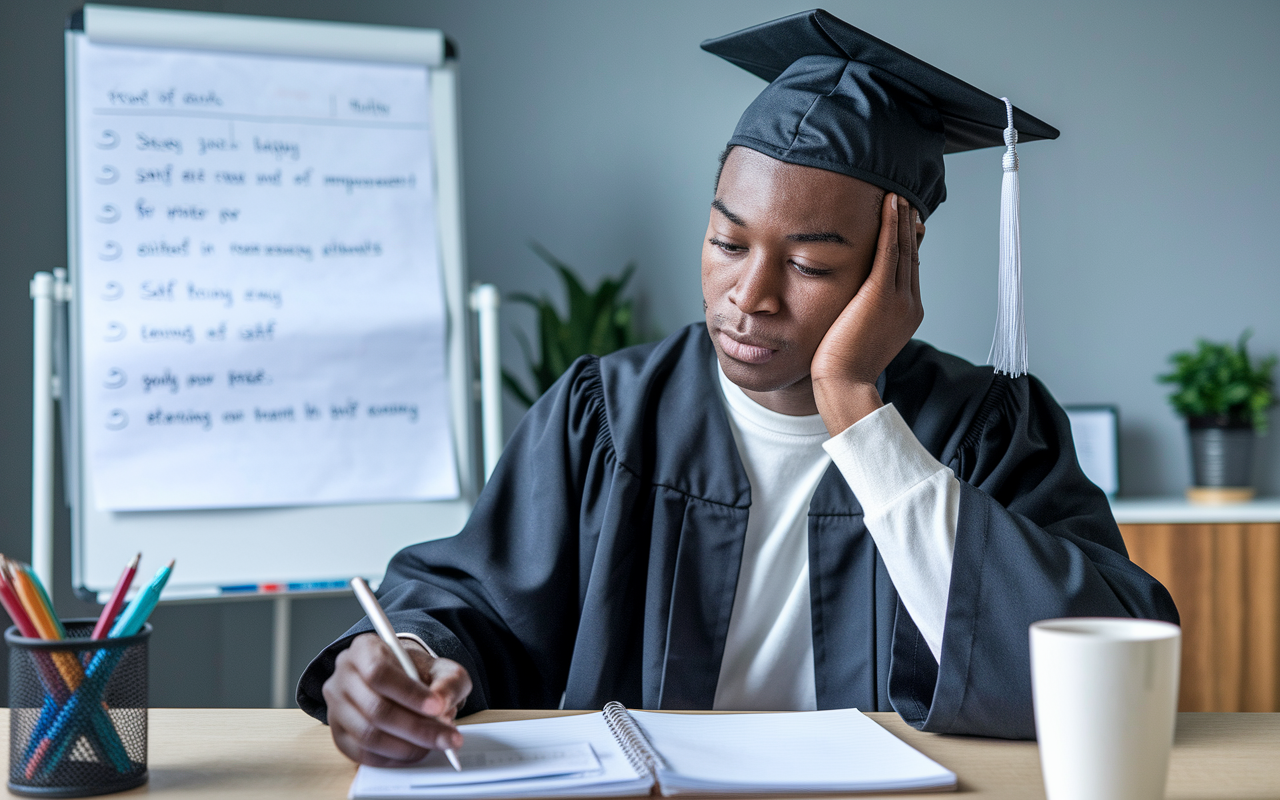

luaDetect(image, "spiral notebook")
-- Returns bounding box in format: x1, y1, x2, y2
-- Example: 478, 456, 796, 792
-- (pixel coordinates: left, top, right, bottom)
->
349, 702, 957, 798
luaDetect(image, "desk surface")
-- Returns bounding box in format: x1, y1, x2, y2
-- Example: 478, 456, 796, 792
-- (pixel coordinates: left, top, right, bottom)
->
3, 709, 1278, 798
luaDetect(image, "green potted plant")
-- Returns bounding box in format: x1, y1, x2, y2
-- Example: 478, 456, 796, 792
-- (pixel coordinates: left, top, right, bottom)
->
1157, 330, 1276, 503
503, 243, 652, 408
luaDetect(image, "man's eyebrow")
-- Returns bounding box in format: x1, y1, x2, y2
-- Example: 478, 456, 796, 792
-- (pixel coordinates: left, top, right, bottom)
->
711, 199, 746, 227
711, 200, 849, 245
787, 231, 849, 245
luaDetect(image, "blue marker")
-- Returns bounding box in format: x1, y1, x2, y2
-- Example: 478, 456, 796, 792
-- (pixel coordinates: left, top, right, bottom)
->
286, 580, 348, 592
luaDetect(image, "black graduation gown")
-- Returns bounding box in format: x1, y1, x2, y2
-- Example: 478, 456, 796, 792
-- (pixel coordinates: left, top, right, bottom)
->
298, 324, 1177, 740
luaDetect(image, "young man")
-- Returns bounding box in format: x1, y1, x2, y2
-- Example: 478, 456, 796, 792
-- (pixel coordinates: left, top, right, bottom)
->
299, 10, 1176, 764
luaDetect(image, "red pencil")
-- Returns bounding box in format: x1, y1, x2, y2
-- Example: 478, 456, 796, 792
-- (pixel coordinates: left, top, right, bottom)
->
0, 555, 73, 702
0, 556, 41, 638
91, 553, 140, 640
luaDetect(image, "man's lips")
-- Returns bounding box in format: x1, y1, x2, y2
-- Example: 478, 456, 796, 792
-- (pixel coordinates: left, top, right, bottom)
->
718, 330, 777, 364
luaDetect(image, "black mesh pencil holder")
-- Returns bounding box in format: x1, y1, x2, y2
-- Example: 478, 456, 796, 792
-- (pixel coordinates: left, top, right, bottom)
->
6, 621, 150, 797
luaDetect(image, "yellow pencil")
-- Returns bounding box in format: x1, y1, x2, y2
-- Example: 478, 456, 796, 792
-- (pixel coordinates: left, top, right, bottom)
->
22, 563, 67, 639
4, 559, 81, 688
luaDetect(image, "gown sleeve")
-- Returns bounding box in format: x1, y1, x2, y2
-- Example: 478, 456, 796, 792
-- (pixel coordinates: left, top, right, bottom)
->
888, 373, 1179, 740
295, 357, 611, 723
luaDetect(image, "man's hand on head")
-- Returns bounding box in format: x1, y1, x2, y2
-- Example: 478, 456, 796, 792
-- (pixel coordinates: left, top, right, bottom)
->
810, 192, 925, 437
322, 632, 472, 767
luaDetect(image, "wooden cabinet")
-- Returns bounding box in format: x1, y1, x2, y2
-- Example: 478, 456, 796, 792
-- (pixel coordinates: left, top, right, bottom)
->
1120, 520, 1280, 711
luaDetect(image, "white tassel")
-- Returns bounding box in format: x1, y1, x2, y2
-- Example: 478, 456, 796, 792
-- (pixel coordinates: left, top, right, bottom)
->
988, 98, 1028, 378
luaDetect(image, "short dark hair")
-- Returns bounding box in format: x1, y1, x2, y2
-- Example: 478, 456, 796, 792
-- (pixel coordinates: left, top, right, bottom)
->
713, 145, 735, 193
714, 145, 891, 229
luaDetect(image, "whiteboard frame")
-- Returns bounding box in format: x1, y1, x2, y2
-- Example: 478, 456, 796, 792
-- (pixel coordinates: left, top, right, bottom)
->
64, 8, 479, 601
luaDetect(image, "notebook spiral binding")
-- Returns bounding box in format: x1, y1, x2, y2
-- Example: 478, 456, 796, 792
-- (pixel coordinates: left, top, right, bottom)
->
602, 701, 664, 778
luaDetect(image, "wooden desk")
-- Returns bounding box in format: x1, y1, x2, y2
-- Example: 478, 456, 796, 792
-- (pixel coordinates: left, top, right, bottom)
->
3, 709, 1278, 798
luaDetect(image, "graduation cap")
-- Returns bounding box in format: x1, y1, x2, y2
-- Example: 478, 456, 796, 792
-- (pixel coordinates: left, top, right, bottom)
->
701, 9, 1060, 378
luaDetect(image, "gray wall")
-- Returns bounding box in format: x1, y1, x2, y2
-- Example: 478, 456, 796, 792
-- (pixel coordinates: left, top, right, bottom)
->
1, 0, 1277, 706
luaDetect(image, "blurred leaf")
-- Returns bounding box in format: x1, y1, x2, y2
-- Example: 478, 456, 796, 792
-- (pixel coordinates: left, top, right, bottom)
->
501, 369, 537, 409
503, 244, 658, 408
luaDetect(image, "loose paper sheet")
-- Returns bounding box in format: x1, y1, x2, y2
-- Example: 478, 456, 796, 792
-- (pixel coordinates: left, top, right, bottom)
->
351, 715, 649, 799
354, 742, 604, 793
409, 743, 602, 786
75, 39, 458, 510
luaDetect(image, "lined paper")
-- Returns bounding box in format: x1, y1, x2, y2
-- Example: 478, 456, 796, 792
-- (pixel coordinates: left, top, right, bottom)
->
631, 709, 956, 793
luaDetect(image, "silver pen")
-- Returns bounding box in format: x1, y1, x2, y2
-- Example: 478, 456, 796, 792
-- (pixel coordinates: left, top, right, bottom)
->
351, 577, 462, 771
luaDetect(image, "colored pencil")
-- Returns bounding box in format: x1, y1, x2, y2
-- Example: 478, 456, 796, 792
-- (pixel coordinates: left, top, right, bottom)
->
0, 557, 41, 639
0, 556, 71, 707
0, 557, 64, 703
5, 560, 78, 687
30, 560, 174, 777
92, 553, 140, 640
0, 558, 130, 774
23, 564, 66, 639
109, 559, 173, 638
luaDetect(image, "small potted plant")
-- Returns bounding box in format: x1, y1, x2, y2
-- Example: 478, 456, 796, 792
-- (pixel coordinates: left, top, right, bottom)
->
503, 243, 652, 408
1157, 331, 1276, 503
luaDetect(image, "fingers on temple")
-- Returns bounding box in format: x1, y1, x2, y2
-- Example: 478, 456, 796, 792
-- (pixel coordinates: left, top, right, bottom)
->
910, 234, 921, 299
909, 210, 922, 299
875, 192, 900, 279
897, 196, 914, 291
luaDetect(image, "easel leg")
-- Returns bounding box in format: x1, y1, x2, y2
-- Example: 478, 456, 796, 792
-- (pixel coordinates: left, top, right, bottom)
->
270, 595, 292, 708
30, 272, 56, 599
469, 284, 503, 483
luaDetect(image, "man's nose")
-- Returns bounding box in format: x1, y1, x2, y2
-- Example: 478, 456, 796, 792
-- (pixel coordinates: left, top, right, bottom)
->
728, 253, 782, 315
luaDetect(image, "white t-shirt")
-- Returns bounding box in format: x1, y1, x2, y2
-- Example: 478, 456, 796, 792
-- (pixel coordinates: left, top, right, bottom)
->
712, 365, 961, 711
712, 367, 829, 711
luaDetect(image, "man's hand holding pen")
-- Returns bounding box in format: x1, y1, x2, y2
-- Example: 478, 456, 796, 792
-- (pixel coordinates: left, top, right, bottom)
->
323, 632, 473, 767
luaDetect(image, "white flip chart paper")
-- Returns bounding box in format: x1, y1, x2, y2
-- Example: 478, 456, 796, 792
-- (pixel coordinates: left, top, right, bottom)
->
75, 39, 459, 510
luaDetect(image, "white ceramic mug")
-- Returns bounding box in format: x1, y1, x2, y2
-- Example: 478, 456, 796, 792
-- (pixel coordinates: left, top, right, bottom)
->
1030, 618, 1181, 800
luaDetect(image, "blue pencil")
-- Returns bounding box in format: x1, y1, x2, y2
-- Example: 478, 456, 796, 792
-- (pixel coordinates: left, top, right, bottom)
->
29, 560, 173, 778
7, 559, 131, 775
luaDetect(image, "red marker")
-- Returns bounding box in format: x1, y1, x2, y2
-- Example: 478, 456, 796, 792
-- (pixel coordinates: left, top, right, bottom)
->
91, 553, 140, 640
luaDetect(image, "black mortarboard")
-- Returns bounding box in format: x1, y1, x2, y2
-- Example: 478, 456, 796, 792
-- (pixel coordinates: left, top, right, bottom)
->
702, 9, 1060, 376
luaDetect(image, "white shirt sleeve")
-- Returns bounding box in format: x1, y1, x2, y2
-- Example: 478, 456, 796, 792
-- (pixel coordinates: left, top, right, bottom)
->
821, 403, 959, 664
396, 631, 439, 658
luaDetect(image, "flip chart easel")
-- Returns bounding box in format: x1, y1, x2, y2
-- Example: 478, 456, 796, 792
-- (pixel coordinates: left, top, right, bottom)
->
36, 5, 505, 707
